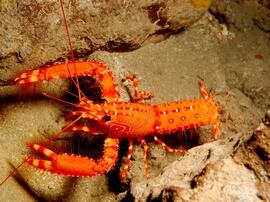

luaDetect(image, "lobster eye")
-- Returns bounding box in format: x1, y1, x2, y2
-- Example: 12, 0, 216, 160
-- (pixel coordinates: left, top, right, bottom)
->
103, 115, 111, 122
99, 98, 107, 103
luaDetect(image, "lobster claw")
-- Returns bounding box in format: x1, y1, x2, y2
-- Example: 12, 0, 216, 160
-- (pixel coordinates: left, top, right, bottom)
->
26, 144, 57, 173
14, 61, 120, 102
27, 138, 119, 176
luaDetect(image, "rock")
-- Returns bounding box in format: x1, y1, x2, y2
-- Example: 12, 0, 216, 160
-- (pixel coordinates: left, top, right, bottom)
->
129, 132, 262, 201
0, 0, 210, 83
234, 115, 270, 201
210, 0, 270, 112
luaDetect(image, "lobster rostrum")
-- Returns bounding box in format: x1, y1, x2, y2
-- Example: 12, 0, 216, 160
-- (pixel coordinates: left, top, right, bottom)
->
13, 61, 219, 181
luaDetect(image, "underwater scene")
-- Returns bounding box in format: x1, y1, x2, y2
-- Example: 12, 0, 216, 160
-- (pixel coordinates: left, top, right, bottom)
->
0, 0, 269, 201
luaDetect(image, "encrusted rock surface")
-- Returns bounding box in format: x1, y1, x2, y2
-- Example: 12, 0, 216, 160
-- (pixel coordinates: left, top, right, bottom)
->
130, 133, 260, 201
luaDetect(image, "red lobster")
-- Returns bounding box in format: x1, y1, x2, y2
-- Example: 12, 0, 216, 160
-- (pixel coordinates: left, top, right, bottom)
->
13, 61, 219, 181
0, 0, 219, 185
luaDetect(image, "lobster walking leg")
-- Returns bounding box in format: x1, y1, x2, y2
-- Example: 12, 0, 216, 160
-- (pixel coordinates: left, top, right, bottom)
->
153, 135, 186, 153
122, 75, 153, 102
119, 139, 134, 181
138, 139, 150, 178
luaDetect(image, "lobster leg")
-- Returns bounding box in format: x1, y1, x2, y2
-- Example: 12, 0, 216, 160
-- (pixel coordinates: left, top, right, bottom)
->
122, 75, 153, 102
212, 124, 219, 140
138, 91, 154, 102
138, 139, 150, 178
119, 139, 134, 181
122, 75, 139, 100
153, 135, 186, 153
27, 138, 119, 176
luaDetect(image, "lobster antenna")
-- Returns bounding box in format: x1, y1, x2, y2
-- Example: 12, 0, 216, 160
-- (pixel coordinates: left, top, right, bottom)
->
43, 92, 89, 109
59, 0, 82, 100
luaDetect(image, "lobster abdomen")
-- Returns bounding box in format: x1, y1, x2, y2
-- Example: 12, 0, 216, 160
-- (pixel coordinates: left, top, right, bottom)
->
154, 98, 218, 134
